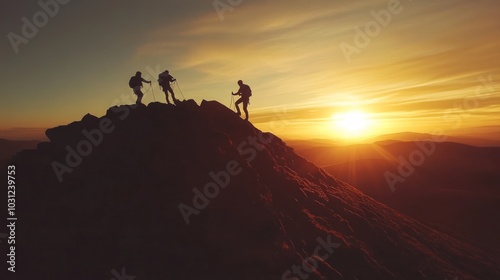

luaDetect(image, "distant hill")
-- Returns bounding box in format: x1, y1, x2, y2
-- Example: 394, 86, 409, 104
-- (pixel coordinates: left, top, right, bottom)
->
286, 132, 500, 149
8, 100, 499, 279
367, 132, 500, 147
0, 138, 40, 161
292, 140, 500, 258
452, 125, 500, 141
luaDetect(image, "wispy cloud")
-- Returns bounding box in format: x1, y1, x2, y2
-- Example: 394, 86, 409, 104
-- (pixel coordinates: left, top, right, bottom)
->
3, 0, 499, 140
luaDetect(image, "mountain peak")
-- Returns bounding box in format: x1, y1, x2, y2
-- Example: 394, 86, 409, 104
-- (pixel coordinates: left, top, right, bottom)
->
11, 100, 500, 279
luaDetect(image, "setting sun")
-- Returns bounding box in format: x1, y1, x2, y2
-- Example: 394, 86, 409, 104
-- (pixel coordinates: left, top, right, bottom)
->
332, 110, 372, 138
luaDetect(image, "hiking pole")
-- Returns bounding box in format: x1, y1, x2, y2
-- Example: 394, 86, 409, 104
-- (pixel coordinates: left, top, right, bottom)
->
143, 83, 152, 101
175, 81, 186, 100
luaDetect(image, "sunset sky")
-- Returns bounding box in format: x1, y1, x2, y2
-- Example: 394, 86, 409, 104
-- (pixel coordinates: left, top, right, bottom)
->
1, 0, 499, 141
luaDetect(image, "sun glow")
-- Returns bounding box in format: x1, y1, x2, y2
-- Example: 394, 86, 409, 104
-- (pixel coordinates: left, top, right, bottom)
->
331, 110, 372, 138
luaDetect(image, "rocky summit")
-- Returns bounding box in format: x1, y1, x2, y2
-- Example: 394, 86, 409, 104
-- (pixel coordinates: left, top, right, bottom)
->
11, 100, 500, 280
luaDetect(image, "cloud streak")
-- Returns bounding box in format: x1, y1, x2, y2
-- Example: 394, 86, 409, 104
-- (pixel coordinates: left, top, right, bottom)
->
2, 0, 499, 140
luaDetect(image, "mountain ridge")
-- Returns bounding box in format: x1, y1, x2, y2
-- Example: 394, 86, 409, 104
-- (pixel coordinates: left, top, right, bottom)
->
9, 100, 500, 279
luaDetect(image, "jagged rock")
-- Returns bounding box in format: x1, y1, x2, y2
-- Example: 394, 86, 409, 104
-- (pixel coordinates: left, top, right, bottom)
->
81, 113, 100, 124
10, 100, 500, 280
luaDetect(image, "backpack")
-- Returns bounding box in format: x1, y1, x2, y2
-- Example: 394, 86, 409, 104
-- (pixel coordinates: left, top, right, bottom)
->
158, 74, 167, 86
243, 84, 252, 98
129, 76, 139, 88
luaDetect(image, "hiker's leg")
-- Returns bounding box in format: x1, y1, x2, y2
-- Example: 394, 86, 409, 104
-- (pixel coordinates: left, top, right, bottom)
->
133, 88, 143, 104
235, 98, 243, 115
137, 91, 144, 104
162, 87, 171, 104
133, 92, 138, 104
168, 86, 177, 101
243, 100, 249, 120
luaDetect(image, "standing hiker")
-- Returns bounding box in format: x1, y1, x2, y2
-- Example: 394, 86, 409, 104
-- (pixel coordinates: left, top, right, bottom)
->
129, 71, 151, 105
158, 70, 178, 105
232, 80, 252, 121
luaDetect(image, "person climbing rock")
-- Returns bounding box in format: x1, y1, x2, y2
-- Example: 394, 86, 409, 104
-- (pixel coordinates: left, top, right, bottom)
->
232, 80, 252, 121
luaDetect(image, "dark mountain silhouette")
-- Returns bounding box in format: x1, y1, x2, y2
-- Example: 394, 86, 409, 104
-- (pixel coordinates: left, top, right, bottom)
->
366, 132, 500, 147
286, 132, 500, 150
453, 125, 500, 143
292, 141, 500, 259
0, 138, 40, 161
8, 100, 500, 279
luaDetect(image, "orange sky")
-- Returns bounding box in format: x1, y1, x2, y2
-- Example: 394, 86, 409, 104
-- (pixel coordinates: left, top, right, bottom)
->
1, 0, 499, 141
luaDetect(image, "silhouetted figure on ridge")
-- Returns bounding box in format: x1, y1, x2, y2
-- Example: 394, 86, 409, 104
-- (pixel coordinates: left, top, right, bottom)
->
158, 70, 179, 105
232, 80, 252, 121
129, 71, 151, 105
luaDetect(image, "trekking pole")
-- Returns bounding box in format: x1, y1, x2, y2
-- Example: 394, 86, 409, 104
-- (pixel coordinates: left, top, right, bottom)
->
175, 81, 186, 100
143, 83, 152, 100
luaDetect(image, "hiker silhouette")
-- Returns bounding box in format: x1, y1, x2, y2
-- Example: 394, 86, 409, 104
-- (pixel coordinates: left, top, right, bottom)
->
158, 70, 179, 105
129, 71, 151, 105
232, 80, 252, 121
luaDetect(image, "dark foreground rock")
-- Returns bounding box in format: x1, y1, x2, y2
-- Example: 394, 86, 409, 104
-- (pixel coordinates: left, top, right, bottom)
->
10, 100, 500, 280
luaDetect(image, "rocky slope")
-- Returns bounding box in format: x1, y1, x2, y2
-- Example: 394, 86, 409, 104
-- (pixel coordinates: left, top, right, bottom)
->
9, 100, 500, 279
